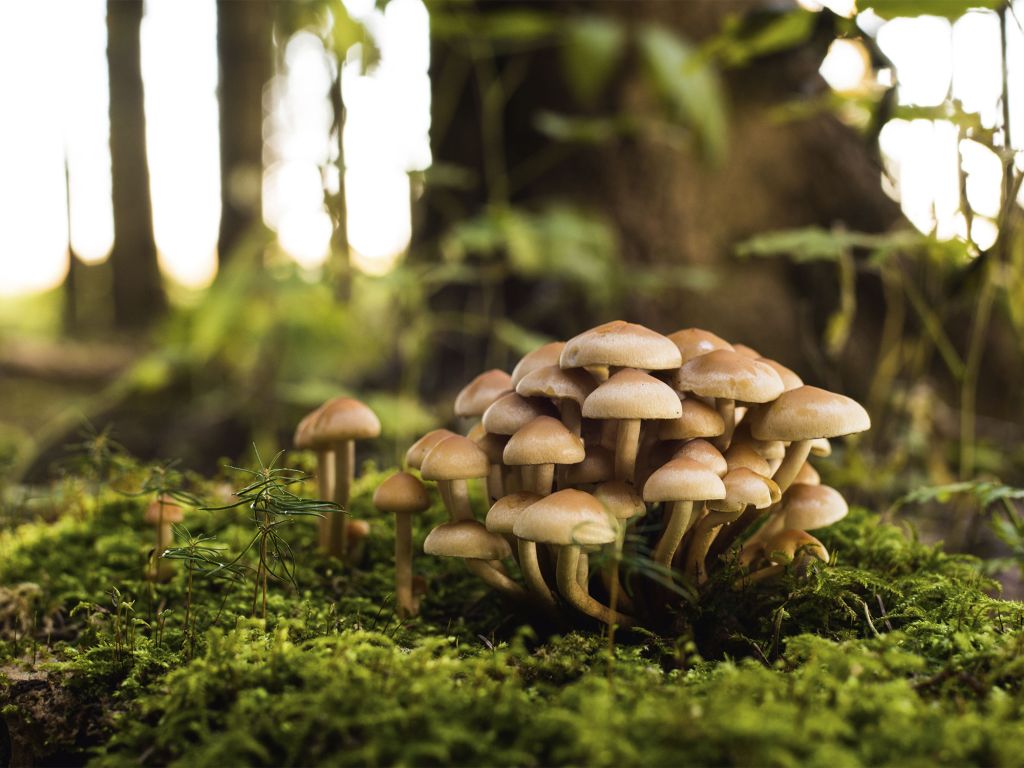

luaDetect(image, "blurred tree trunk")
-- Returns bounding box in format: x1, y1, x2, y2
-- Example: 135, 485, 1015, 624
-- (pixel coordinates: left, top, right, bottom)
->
106, 0, 166, 330
216, 0, 274, 266
417, 0, 902, 392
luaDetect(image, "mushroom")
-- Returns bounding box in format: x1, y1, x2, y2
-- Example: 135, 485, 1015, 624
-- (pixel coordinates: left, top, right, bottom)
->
503, 416, 585, 495
420, 435, 489, 522
472, 430, 511, 501
738, 529, 829, 587
594, 480, 646, 611
511, 341, 566, 388
667, 328, 734, 364
145, 495, 183, 581
672, 439, 728, 477
423, 520, 527, 600
485, 492, 555, 608
657, 397, 726, 443
373, 472, 431, 618
794, 461, 821, 485
405, 428, 457, 471
514, 489, 633, 627
582, 369, 682, 483
481, 392, 558, 436
515, 364, 595, 437
454, 370, 513, 422
560, 321, 682, 373
564, 444, 615, 487
756, 357, 803, 391
724, 442, 772, 476
643, 458, 726, 569
731, 343, 762, 359
674, 349, 784, 452
684, 468, 776, 583
751, 483, 848, 547
294, 405, 333, 509
313, 397, 382, 560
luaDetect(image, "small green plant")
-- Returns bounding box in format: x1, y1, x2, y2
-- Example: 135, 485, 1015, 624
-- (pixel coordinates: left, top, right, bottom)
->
209, 449, 339, 619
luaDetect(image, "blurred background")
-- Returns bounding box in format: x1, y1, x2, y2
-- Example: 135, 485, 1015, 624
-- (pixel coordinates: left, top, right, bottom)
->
1, 0, 1022, 563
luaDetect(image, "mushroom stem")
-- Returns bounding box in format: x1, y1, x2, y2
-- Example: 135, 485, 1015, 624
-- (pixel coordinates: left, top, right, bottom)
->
534, 464, 555, 496
651, 500, 695, 568
771, 439, 812, 495
576, 552, 590, 590
685, 509, 740, 584
714, 398, 735, 451
732, 563, 786, 589
448, 479, 474, 521
556, 545, 634, 627
485, 465, 504, 503
517, 539, 558, 607
614, 418, 641, 483
329, 440, 355, 559
559, 400, 582, 437
394, 512, 416, 618
316, 449, 334, 550
466, 559, 529, 600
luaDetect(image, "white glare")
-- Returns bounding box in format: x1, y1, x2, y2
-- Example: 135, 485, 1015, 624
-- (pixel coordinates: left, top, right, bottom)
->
877, 16, 953, 107
819, 39, 870, 93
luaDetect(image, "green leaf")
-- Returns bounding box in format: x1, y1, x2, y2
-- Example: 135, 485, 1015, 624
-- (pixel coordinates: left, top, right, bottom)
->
862, 0, 1004, 20
637, 25, 728, 165
560, 16, 627, 106
708, 9, 818, 68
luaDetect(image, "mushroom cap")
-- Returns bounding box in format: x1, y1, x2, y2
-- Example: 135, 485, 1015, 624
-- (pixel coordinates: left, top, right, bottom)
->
420, 435, 489, 481
564, 444, 615, 485
593, 480, 647, 520
481, 393, 558, 436
756, 357, 803, 391
707, 468, 775, 512
513, 489, 617, 546
749, 385, 870, 442
485, 492, 542, 535
642, 458, 726, 503
373, 472, 431, 515
145, 497, 184, 524
793, 461, 820, 485
472, 431, 509, 465
732, 343, 762, 359
658, 397, 726, 441
810, 437, 832, 457
314, 397, 382, 443
516, 365, 596, 405
725, 443, 771, 476
763, 529, 829, 565
582, 369, 682, 421
293, 407, 322, 450
424, 520, 512, 560
731, 421, 786, 460
667, 328, 734, 364
454, 369, 513, 418
406, 429, 457, 470
560, 321, 681, 371
782, 484, 848, 530
674, 350, 785, 404
503, 416, 585, 466
511, 341, 565, 387
672, 439, 728, 476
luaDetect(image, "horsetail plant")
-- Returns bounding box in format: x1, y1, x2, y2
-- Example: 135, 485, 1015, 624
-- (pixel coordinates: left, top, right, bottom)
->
208, 449, 339, 620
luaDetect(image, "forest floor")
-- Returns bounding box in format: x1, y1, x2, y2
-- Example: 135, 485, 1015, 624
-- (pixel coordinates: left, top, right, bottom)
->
2, 462, 1024, 767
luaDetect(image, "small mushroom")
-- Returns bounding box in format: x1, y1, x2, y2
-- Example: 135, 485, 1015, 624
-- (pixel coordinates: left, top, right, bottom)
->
405, 429, 457, 471
560, 321, 681, 373
511, 341, 566, 388
667, 328, 734, 364
374, 472, 431, 618
503, 416, 585, 495
643, 458, 725, 569
485, 492, 555, 608
294, 405, 333, 509
424, 520, 526, 600
472, 430, 511, 501
145, 496, 183, 581
594, 480, 646, 611
516, 364, 596, 437
420, 435, 489, 522
672, 439, 728, 477
454, 370, 513, 422
737, 529, 829, 587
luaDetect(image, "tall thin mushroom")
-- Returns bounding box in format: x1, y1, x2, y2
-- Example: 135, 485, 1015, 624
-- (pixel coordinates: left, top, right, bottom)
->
643, 458, 725, 569
373, 472, 431, 618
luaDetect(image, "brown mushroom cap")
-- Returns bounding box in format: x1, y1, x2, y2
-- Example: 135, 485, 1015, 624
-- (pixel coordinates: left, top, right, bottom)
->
810, 437, 832, 457
503, 416, 585, 466
293, 407, 322, 450
725, 443, 772, 476
674, 350, 785, 404
658, 397, 726, 441
707, 468, 775, 512
472, 431, 509, 465
564, 444, 615, 485
420, 435, 490, 481
454, 369, 513, 418
314, 397, 382, 443
513, 489, 617, 546
485, 492, 542, 534
594, 480, 647, 521
793, 461, 821, 485
511, 341, 566, 387
373, 472, 431, 515
756, 357, 803, 391
642, 458, 726, 503
732, 343, 762, 359
516, 365, 596, 405
749, 385, 870, 442
782, 484, 848, 530
145, 497, 184, 524
582, 369, 682, 421
482, 393, 558, 436
406, 429, 457, 470
560, 321, 682, 371
672, 439, 728, 476
763, 529, 829, 565
424, 520, 512, 560
667, 328, 734, 364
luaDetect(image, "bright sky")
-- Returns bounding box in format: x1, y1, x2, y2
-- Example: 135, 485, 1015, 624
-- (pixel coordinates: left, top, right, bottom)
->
0, 1, 1019, 298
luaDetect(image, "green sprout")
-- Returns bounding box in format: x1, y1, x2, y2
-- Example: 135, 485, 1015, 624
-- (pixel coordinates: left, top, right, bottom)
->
209, 448, 339, 620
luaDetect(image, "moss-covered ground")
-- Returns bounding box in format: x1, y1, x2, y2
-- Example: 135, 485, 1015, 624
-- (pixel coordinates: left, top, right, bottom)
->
2, 463, 1024, 766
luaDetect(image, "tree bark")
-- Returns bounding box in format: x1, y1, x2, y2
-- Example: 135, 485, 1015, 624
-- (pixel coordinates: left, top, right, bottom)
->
107, 0, 166, 330
216, 0, 274, 266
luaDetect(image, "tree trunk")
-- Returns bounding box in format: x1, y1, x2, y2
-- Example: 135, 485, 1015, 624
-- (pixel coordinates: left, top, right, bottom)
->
107, 0, 166, 330
216, 0, 274, 266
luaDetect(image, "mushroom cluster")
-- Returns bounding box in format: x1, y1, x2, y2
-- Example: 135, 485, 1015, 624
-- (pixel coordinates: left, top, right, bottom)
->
392, 321, 870, 628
